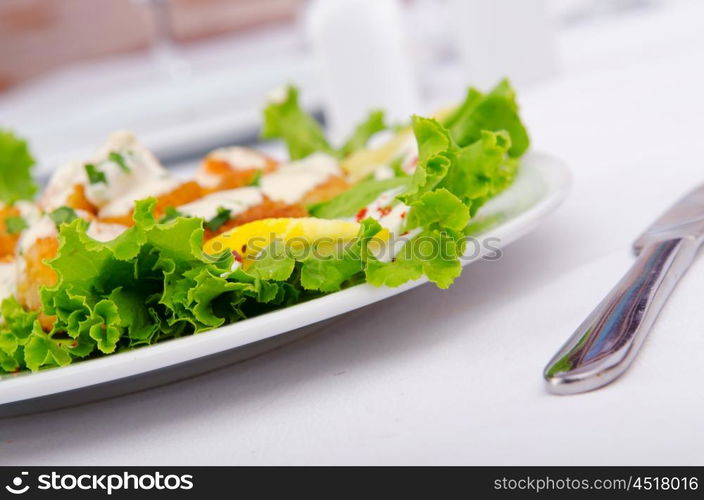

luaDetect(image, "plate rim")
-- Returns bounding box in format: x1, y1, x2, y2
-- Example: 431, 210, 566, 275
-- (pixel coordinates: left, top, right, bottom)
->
0, 151, 571, 405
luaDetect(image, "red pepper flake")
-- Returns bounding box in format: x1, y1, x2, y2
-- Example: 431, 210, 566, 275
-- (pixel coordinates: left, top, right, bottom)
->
232, 250, 243, 263
355, 207, 368, 221
401, 230, 409, 236
377, 205, 392, 217
241, 244, 247, 253
400, 211, 407, 218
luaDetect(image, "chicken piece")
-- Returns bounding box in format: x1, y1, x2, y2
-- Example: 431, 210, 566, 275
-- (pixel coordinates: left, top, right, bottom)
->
153, 181, 205, 217
100, 181, 205, 226
175, 185, 308, 240
66, 184, 99, 215
14, 212, 127, 322
39, 161, 84, 213
0, 205, 22, 261
16, 236, 59, 330
0, 202, 43, 260
259, 152, 350, 206
298, 175, 350, 205
196, 147, 279, 192
204, 198, 307, 240
42, 131, 206, 227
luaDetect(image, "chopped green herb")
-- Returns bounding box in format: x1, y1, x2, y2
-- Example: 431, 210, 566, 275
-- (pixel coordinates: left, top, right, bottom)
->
160, 206, 184, 223
85, 164, 107, 184
4, 215, 28, 234
49, 206, 78, 227
108, 151, 130, 173
248, 171, 262, 187
205, 207, 232, 232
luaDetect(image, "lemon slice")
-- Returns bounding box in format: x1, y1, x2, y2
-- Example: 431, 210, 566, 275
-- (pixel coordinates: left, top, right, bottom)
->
340, 107, 454, 182
204, 217, 386, 263
341, 130, 412, 183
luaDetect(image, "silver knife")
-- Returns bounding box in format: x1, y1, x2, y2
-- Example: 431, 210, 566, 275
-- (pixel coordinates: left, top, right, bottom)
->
544, 184, 704, 394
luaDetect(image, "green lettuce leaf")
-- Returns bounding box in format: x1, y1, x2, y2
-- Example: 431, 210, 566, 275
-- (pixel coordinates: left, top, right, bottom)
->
22, 198, 237, 370
339, 110, 386, 157
300, 218, 381, 292
262, 86, 334, 160
364, 113, 516, 288
405, 189, 470, 232
443, 79, 529, 157
308, 177, 410, 219
364, 228, 465, 289
247, 239, 296, 281
442, 130, 517, 215
403, 115, 514, 216
1, 79, 529, 373
24, 323, 72, 372
0, 296, 37, 371
0, 129, 38, 204
4, 197, 319, 371
262, 86, 387, 160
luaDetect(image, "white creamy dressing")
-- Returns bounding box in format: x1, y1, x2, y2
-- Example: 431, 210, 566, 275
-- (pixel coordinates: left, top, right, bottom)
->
194, 171, 222, 190
366, 130, 396, 150
196, 147, 272, 189
220, 259, 242, 278
396, 134, 419, 174
177, 187, 263, 221
86, 221, 128, 242
42, 131, 179, 218
261, 153, 342, 204
354, 186, 417, 262
41, 161, 86, 211
365, 187, 411, 234
267, 86, 289, 105
356, 186, 406, 221
99, 174, 180, 218
377, 203, 411, 235
380, 226, 423, 263
14, 200, 42, 229
87, 131, 179, 218
0, 261, 17, 304
18, 215, 57, 253
372, 165, 395, 180
209, 147, 270, 170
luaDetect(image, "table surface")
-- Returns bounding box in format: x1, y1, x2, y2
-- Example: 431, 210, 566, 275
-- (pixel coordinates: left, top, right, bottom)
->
2, 1, 704, 465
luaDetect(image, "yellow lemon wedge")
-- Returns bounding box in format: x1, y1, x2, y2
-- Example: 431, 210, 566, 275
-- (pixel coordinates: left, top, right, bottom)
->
204, 217, 388, 265
341, 107, 455, 182
341, 129, 413, 183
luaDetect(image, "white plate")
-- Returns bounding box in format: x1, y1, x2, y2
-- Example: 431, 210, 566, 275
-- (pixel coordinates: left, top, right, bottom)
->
0, 152, 570, 415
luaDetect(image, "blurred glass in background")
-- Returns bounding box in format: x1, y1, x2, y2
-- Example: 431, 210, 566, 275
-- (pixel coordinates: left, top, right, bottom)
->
0, 0, 661, 174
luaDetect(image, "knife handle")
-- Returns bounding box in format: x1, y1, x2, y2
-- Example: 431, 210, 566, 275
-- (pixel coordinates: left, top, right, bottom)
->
544, 237, 700, 394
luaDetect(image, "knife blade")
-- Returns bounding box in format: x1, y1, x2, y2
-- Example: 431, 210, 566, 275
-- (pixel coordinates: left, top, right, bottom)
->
544, 184, 704, 394
632, 184, 704, 253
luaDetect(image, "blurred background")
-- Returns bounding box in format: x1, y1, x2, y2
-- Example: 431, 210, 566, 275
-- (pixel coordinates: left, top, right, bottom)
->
0, 0, 695, 175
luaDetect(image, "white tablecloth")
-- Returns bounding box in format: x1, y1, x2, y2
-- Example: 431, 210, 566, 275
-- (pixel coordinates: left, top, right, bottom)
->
3, 1, 704, 465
